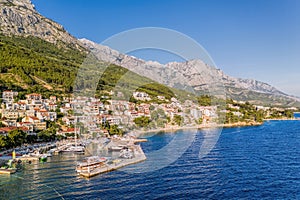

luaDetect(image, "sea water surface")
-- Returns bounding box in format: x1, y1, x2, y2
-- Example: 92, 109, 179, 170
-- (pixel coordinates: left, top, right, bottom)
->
1, 120, 300, 199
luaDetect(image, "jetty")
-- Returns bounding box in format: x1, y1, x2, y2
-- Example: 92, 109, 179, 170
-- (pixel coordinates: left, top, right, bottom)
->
0, 168, 16, 175
78, 145, 146, 178
15, 156, 39, 162
0, 159, 17, 175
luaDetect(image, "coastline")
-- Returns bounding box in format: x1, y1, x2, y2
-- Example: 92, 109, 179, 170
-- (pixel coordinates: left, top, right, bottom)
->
129, 121, 264, 138
130, 117, 300, 138
263, 118, 300, 121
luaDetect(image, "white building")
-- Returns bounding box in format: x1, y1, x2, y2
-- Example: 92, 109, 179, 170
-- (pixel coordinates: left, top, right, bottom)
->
133, 92, 151, 101
2, 90, 18, 104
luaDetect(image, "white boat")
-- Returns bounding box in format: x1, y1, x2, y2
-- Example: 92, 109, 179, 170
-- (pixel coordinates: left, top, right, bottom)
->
64, 118, 85, 154
108, 146, 123, 152
48, 148, 57, 153
119, 148, 133, 159
76, 156, 107, 173
63, 145, 85, 153
44, 153, 52, 157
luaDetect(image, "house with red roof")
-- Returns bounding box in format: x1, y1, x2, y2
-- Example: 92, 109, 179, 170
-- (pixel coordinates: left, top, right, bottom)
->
21, 116, 46, 131
0, 126, 30, 136
25, 93, 42, 101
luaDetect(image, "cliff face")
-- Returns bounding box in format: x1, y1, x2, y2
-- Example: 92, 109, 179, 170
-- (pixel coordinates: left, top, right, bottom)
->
80, 38, 300, 106
0, 0, 85, 51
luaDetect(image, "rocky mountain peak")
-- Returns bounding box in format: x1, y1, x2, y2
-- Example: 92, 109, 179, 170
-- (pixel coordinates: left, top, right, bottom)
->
0, 0, 35, 10
0, 0, 85, 51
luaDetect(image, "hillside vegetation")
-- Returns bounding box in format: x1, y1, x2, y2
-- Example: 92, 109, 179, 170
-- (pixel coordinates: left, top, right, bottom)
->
0, 34, 84, 92
0, 34, 190, 101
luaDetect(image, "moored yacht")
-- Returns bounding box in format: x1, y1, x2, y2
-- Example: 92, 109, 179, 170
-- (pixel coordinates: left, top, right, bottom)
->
63, 145, 85, 153
76, 156, 107, 174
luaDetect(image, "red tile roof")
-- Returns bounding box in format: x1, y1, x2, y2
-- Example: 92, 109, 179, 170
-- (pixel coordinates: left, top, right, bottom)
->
27, 93, 42, 96
29, 116, 39, 121
0, 126, 29, 132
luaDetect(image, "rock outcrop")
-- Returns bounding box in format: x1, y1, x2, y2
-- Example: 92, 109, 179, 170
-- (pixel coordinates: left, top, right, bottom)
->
0, 0, 85, 51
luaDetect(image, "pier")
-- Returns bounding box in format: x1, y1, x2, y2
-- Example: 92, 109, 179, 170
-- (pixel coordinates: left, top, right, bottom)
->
78, 145, 146, 178
0, 168, 16, 175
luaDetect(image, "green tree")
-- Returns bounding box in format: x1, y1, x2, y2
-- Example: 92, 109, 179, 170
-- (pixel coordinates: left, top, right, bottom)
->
0, 135, 6, 148
26, 135, 37, 144
109, 125, 124, 136
157, 108, 166, 118
198, 95, 211, 106
173, 115, 183, 126
46, 120, 59, 129
134, 116, 151, 128
7, 129, 27, 148
101, 121, 110, 129
254, 110, 264, 122
283, 110, 293, 118
16, 117, 23, 122
156, 118, 167, 128
38, 127, 56, 142
151, 110, 159, 121
196, 118, 203, 125
149, 105, 155, 110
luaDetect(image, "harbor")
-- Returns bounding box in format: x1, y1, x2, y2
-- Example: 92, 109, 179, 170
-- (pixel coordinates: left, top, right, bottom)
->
0, 135, 148, 178
75, 135, 148, 178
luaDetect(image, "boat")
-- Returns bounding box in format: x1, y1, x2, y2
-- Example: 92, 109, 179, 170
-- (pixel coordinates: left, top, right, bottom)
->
119, 148, 133, 159
49, 148, 60, 155
62, 145, 85, 153
44, 152, 52, 157
39, 155, 47, 162
0, 167, 17, 175
76, 156, 107, 174
48, 148, 56, 153
108, 146, 123, 152
7, 152, 22, 157
63, 120, 85, 154
29, 151, 42, 158
19, 154, 39, 161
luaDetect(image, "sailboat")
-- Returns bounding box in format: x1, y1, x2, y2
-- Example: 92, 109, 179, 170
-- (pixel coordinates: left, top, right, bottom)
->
63, 116, 85, 153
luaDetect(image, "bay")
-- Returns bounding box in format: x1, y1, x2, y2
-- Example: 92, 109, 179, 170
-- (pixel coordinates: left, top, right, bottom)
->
1, 120, 300, 199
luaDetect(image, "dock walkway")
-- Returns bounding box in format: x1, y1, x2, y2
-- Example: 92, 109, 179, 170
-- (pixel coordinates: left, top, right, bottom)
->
78, 145, 146, 178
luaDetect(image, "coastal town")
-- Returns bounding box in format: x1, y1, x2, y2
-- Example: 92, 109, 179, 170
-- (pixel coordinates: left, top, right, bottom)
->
0, 89, 297, 176
0, 90, 217, 140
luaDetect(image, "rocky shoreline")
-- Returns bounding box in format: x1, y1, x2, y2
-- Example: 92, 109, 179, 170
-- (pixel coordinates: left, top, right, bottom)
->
130, 117, 300, 138
220, 121, 263, 128
128, 121, 265, 138
263, 118, 299, 121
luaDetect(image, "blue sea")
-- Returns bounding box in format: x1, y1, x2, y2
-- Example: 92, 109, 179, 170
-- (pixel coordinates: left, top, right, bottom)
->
1, 120, 300, 199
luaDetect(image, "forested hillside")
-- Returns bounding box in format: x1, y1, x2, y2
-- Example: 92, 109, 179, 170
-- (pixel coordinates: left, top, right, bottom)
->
0, 34, 185, 101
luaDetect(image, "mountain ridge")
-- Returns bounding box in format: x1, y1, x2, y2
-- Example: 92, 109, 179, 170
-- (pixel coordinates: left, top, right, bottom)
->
0, 0, 299, 107
79, 38, 300, 106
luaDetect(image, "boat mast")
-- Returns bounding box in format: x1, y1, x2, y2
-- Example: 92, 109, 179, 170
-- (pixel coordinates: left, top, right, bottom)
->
87, 158, 90, 174
75, 116, 77, 147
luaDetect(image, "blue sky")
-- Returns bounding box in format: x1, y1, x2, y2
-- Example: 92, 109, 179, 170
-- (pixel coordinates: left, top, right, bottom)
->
32, 0, 300, 96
